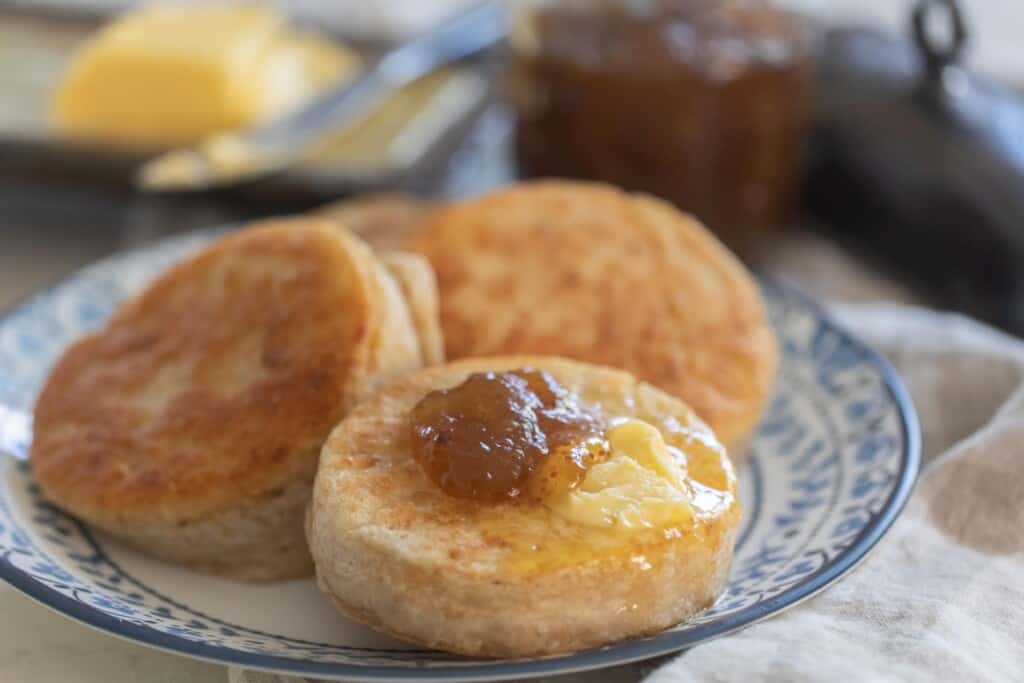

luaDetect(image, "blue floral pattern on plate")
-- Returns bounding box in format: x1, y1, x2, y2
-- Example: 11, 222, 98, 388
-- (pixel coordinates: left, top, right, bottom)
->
0, 231, 920, 681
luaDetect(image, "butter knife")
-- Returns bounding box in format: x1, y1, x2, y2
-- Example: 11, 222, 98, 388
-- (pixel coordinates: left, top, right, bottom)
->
137, 0, 505, 192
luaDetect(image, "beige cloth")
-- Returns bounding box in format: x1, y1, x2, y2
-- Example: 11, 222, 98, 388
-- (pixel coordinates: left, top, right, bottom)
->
232, 304, 1024, 683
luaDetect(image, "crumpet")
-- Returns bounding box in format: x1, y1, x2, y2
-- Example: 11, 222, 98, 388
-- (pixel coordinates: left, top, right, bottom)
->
410, 181, 777, 457
308, 356, 740, 657
32, 219, 423, 580
317, 193, 435, 251
378, 251, 445, 367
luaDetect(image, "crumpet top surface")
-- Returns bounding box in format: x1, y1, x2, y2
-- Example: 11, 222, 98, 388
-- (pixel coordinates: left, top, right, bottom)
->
410, 181, 777, 448
32, 220, 382, 525
313, 356, 740, 579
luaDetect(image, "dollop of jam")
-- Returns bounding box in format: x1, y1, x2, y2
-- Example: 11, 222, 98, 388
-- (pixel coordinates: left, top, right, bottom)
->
409, 369, 608, 502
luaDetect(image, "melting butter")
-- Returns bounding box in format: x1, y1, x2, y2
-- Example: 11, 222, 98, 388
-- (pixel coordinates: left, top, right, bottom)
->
543, 419, 697, 532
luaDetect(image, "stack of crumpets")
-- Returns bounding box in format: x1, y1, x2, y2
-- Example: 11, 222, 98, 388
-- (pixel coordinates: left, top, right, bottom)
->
32, 218, 438, 580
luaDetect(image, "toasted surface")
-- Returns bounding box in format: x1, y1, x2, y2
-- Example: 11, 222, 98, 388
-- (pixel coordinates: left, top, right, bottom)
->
316, 194, 436, 251
33, 219, 423, 579
309, 356, 740, 656
410, 181, 777, 455
379, 251, 445, 366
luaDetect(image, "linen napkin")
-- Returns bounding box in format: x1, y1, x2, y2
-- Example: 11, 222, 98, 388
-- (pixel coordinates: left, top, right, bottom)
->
232, 303, 1024, 683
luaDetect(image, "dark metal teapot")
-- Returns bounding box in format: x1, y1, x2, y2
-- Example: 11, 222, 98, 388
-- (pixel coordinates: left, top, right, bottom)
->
805, 0, 1024, 334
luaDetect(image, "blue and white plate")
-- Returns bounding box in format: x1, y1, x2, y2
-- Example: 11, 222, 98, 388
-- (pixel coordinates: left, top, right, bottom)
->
0, 231, 920, 682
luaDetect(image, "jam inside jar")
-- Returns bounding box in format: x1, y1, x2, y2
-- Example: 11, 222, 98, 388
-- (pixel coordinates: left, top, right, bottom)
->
409, 369, 608, 502
507, 0, 813, 253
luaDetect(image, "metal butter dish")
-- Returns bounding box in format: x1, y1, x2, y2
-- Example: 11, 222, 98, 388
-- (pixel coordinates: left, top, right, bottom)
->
0, 6, 492, 200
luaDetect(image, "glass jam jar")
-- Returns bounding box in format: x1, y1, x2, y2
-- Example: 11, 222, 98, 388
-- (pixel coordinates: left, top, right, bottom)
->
507, 0, 814, 253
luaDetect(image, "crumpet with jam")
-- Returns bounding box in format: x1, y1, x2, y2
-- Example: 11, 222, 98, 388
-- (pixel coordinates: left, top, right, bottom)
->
307, 356, 740, 657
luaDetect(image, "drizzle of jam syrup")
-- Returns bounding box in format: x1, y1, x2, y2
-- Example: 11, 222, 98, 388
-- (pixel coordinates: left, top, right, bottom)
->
409, 369, 609, 502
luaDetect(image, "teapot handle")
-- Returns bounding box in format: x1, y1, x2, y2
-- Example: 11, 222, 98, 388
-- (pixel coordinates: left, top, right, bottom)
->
912, 0, 968, 76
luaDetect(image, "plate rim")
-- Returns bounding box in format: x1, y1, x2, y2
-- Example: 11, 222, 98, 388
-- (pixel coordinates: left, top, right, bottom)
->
0, 246, 922, 682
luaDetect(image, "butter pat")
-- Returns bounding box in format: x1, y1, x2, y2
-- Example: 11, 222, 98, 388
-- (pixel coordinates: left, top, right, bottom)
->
52, 3, 360, 146
545, 419, 696, 532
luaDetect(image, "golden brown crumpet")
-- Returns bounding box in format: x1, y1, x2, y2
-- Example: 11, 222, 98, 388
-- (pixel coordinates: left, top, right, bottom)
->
32, 219, 423, 580
308, 355, 740, 657
410, 181, 777, 455
316, 193, 436, 251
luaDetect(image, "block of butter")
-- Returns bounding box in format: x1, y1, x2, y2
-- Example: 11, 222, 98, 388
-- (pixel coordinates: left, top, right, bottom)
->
52, 3, 361, 147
